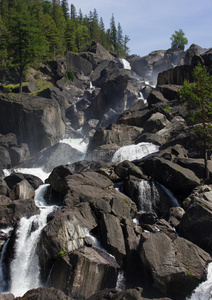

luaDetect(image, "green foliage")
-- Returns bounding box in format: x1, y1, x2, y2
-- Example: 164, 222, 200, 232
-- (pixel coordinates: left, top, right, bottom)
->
58, 250, 68, 257
179, 62, 212, 181
65, 70, 74, 81
0, 0, 130, 90
164, 105, 172, 113
170, 29, 188, 50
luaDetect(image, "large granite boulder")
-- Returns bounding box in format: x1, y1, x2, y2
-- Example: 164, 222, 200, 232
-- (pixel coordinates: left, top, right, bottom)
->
141, 157, 200, 199
178, 185, 212, 253
0, 94, 65, 154
140, 232, 211, 298
49, 246, 119, 299
15, 287, 74, 300
66, 52, 92, 76
87, 124, 143, 152
0, 197, 38, 227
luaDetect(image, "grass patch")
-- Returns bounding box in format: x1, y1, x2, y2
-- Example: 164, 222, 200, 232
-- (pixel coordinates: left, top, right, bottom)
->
3, 82, 29, 93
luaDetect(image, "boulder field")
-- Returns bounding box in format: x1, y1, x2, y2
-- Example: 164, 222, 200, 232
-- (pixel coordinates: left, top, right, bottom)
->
0, 43, 212, 299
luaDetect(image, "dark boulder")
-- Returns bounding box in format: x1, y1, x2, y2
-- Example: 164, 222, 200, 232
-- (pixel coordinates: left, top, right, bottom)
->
178, 185, 212, 253
0, 197, 39, 227
66, 52, 92, 76
0, 94, 65, 154
16, 287, 74, 300
87, 124, 143, 152
49, 246, 119, 299
141, 157, 200, 198
4, 173, 43, 191
140, 232, 211, 298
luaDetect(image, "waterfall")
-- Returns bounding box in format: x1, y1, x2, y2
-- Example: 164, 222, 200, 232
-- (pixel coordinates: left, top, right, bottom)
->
112, 142, 159, 163
9, 184, 55, 297
119, 58, 131, 70
188, 263, 212, 300
135, 180, 159, 213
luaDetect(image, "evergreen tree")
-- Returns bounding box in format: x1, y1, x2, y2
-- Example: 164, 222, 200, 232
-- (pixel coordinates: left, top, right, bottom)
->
70, 4, 77, 20
52, 0, 66, 54
41, 13, 60, 59
41, 0, 53, 15
61, 0, 69, 19
8, 0, 45, 92
124, 34, 130, 56
65, 18, 77, 52
179, 62, 212, 181
0, 15, 8, 69
78, 9, 83, 21
117, 22, 124, 56
110, 14, 117, 52
170, 29, 188, 50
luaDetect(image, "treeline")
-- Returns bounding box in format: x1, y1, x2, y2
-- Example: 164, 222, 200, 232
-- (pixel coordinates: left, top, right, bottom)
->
0, 0, 130, 72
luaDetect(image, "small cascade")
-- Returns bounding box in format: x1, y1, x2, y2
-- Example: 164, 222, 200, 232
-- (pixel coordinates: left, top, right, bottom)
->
8, 184, 55, 297
60, 138, 88, 155
136, 180, 159, 213
112, 142, 159, 163
188, 263, 212, 300
116, 270, 126, 289
119, 58, 131, 70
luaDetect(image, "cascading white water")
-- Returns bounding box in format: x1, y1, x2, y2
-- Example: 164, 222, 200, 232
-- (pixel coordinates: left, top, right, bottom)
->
188, 263, 212, 300
112, 142, 159, 163
135, 180, 159, 213
9, 184, 55, 297
119, 58, 131, 70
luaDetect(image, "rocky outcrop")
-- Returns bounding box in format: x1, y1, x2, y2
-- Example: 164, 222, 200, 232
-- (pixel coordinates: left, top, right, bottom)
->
178, 185, 212, 253
129, 48, 185, 84
49, 246, 119, 299
87, 124, 143, 153
140, 232, 211, 298
0, 133, 30, 170
15, 287, 74, 300
0, 94, 65, 154
140, 157, 200, 199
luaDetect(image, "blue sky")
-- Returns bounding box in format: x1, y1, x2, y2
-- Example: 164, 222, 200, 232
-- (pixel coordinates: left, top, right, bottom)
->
68, 0, 212, 57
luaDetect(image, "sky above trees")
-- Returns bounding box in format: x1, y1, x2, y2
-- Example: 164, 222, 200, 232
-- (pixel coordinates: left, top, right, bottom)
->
69, 0, 212, 57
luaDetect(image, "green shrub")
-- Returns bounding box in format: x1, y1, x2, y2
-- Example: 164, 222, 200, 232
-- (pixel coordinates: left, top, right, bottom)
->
65, 70, 74, 81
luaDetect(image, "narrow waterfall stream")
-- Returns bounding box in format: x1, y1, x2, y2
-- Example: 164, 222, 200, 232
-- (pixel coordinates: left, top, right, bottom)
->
10, 184, 55, 297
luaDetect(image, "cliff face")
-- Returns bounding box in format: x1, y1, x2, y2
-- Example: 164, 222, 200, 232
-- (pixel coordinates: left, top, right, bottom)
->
0, 94, 65, 154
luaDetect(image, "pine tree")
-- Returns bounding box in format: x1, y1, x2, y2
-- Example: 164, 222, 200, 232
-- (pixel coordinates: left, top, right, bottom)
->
65, 18, 77, 52
0, 15, 8, 69
70, 4, 77, 20
124, 34, 130, 56
117, 22, 124, 56
110, 14, 117, 52
61, 0, 69, 19
52, 0, 66, 55
179, 62, 212, 181
8, 0, 45, 92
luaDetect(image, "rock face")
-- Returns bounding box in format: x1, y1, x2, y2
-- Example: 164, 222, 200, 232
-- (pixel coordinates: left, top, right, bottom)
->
0, 94, 65, 154
16, 287, 74, 300
178, 185, 212, 253
129, 48, 185, 84
140, 232, 211, 298
49, 246, 119, 299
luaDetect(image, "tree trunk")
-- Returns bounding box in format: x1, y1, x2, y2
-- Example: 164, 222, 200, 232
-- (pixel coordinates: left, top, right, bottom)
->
19, 65, 24, 93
